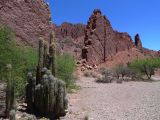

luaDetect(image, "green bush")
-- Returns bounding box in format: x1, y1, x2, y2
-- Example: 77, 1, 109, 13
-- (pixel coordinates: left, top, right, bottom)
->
129, 58, 160, 79
0, 26, 37, 96
0, 27, 16, 74
56, 54, 77, 91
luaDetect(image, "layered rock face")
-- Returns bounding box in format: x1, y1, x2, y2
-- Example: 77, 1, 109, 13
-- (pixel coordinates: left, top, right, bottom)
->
0, 0, 53, 46
82, 9, 135, 65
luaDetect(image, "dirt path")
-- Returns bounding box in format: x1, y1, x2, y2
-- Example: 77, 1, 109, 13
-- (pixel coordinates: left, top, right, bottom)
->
62, 76, 160, 120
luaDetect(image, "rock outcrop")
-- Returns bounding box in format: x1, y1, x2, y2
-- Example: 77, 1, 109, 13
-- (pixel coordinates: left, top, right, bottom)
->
82, 9, 135, 65
55, 22, 85, 39
54, 22, 86, 59
0, 0, 53, 46
135, 34, 142, 50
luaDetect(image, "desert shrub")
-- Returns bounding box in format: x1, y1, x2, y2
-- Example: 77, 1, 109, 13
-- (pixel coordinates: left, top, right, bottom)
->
84, 71, 96, 78
98, 67, 106, 75
56, 54, 77, 90
96, 76, 114, 83
0, 26, 37, 96
114, 64, 129, 79
96, 68, 113, 83
129, 58, 160, 79
114, 64, 143, 81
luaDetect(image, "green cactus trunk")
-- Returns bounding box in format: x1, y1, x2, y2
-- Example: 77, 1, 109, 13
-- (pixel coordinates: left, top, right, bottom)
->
44, 41, 49, 67
5, 64, 16, 118
26, 73, 35, 112
56, 81, 65, 117
49, 32, 56, 77
36, 38, 44, 84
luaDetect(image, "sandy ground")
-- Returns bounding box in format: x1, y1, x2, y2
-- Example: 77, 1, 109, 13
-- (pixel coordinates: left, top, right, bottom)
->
61, 76, 160, 120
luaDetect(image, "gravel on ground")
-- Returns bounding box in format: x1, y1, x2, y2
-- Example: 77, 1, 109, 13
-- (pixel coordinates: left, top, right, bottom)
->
62, 76, 160, 120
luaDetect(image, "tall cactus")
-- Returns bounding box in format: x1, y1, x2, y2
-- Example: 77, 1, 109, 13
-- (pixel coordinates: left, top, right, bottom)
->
26, 31, 68, 119
26, 72, 35, 112
49, 31, 56, 76
5, 64, 16, 117
34, 84, 41, 113
55, 80, 66, 117
36, 38, 44, 84
48, 71, 56, 119
44, 41, 49, 67
41, 74, 49, 116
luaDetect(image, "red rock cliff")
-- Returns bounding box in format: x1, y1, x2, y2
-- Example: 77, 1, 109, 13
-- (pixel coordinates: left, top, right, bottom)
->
82, 9, 135, 65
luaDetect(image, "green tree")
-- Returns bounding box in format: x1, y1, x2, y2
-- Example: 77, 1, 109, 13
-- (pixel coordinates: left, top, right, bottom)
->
129, 58, 160, 79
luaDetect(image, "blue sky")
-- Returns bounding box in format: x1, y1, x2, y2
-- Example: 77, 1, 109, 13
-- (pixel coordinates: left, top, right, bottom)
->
46, 0, 160, 51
